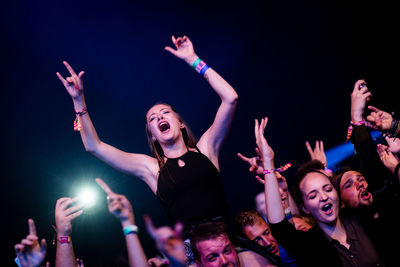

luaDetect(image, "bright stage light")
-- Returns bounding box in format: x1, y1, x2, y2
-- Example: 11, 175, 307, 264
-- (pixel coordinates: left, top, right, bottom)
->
77, 187, 97, 208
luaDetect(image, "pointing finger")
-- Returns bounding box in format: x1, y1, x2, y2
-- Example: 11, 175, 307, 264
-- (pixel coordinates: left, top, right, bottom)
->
95, 178, 114, 195
28, 218, 37, 236
143, 214, 156, 238
237, 153, 251, 163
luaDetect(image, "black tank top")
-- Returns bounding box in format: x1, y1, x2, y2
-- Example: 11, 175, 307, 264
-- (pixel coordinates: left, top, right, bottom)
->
156, 149, 230, 226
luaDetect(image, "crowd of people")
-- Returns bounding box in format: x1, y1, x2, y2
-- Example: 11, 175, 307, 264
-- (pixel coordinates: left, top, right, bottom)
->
14, 35, 400, 267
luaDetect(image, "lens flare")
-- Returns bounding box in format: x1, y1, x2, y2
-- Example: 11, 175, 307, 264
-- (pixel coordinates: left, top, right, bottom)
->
77, 188, 97, 208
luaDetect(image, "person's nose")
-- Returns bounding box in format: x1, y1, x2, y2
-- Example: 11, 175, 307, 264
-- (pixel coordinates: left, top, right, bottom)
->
220, 254, 229, 265
356, 180, 365, 190
261, 236, 272, 248
320, 191, 329, 202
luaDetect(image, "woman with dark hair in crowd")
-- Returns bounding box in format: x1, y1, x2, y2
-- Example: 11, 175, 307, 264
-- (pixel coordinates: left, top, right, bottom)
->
254, 117, 384, 267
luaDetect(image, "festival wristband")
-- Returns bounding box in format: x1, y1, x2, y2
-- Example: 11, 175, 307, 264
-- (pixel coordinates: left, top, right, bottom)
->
123, 225, 139, 236
199, 64, 210, 76
346, 120, 365, 142
57, 236, 71, 244
73, 107, 88, 131
191, 57, 210, 76
15, 257, 21, 267
191, 58, 202, 69
263, 163, 292, 174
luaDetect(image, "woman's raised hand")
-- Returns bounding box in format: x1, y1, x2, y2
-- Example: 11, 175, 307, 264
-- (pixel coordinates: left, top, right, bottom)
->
254, 117, 275, 167
56, 61, 85, 100
164, 35, 197, 64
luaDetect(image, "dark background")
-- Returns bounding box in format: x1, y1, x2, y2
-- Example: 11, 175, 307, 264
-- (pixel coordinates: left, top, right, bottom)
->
1, 0, 398, 265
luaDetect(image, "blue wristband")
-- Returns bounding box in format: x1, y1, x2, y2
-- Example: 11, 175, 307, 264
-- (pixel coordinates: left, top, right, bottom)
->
15, 257, 21, 267
123, 225, 138, 236
200, 65, 210, 76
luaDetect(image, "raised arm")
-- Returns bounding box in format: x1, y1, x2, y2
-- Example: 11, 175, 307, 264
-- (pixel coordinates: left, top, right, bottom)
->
254, 117, 285, 224
165, 35, 238, 167
56, 62, 159, 192
14, 219, 47, 267
55, 197, 83, 267
143, 215, 186, 267
238, 148, 300, 218
349, 80, 392, 190
96, 178, 148, 267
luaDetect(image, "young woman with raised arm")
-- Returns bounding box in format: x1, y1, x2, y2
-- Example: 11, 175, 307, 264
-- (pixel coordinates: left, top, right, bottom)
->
254, 117, 383, 267
56, 35, 238, 229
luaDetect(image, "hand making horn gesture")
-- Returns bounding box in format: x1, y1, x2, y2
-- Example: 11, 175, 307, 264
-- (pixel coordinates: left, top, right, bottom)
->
56, 61, 85, 100
164, 35, 198, 65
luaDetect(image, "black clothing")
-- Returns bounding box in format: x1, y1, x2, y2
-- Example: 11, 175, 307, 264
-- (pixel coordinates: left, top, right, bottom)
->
350, 125, 400, 266
156, 149, 230, 226
270, 212, 383, 267
156, 150, 289, 266
351, 126, 394, 191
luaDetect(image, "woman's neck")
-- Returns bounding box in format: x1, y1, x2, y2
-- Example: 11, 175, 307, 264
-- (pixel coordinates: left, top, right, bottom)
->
318, 217, 349, 248
161, 138, 189, 159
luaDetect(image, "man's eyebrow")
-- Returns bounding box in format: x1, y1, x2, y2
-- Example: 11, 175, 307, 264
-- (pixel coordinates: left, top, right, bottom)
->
343, 179, 352, 187
206, 252, 218, 258
224, 243, 233, 250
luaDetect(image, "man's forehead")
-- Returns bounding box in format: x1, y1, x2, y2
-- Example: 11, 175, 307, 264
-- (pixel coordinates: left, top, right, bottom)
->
342, 171, 363, 182
197, 234, 231, 253
245, 220, 268, 234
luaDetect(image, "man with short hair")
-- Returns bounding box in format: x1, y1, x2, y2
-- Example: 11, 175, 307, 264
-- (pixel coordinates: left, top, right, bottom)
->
190, 221, 276, 267
236, 210, 297, 267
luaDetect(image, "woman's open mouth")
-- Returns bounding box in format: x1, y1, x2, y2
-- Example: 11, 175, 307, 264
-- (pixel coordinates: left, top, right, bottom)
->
158, 121, 170, 132
321, 203, 333, 215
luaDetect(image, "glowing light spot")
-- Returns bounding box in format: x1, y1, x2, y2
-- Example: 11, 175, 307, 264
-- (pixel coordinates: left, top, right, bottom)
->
77, 188, 97, 208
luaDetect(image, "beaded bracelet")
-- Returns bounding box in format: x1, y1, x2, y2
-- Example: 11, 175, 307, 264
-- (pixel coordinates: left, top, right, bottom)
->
73, 107, 88, 131
263, 163, 292, 174
346, 120, 365, 142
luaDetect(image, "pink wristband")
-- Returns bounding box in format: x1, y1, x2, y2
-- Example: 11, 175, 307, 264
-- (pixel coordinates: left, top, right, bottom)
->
57, 236, 71, 244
